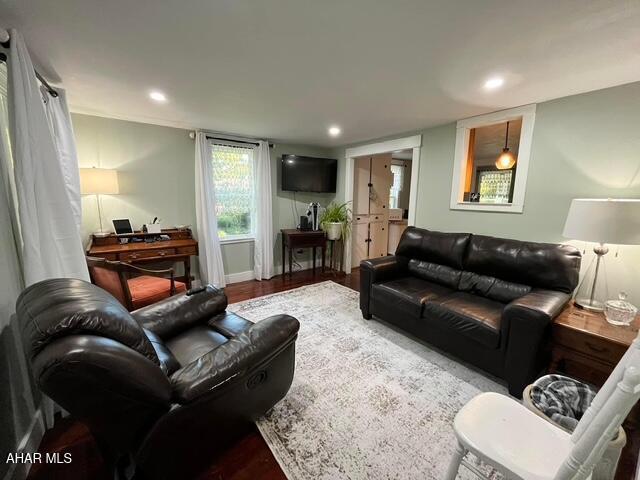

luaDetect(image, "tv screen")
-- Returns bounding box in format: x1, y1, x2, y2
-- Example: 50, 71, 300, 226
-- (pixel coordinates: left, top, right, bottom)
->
281, 155, 337, 193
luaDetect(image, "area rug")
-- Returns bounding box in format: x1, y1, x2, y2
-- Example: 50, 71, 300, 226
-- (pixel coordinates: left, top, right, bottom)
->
227, 281, 506, 479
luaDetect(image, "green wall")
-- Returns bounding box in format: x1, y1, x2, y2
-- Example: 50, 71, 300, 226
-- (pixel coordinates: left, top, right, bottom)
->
338, 81, 640, 304
72, 113, 337, 278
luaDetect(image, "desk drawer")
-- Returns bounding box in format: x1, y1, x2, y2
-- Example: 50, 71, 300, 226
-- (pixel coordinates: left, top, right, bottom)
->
119, 248, 176, 262
177, 245, 198, 255
553, 326, 626, 365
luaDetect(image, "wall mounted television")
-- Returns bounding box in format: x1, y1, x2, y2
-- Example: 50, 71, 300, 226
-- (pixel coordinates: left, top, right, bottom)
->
281, 155, 337, 193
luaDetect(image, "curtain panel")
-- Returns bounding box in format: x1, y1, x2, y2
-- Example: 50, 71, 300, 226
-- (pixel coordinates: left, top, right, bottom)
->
194, 131, 226, 287
253, 140, 274, 280
42, 87, 82, 233
7, 29, 88, 286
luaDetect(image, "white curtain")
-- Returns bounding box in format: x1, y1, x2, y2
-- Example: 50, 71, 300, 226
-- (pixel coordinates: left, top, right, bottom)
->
253, 140, 274, 280
7, 29, 88, 286
42, 87, 82, 233
194, 131, 226, 287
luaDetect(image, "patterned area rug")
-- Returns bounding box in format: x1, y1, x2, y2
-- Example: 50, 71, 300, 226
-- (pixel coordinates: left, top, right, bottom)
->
228, 281, 505, 479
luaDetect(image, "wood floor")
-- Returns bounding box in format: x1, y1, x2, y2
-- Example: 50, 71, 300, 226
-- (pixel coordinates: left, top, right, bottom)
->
27, 267, 638, 480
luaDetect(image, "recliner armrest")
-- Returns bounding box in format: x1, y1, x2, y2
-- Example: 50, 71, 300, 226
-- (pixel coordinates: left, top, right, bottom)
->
502, 289, 571, 396
132, 285, 227, 339
169, 314, 300, 404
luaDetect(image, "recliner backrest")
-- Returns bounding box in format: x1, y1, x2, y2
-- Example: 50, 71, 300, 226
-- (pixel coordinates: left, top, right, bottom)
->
16, 278, 172, 452
18, 278, 159, 363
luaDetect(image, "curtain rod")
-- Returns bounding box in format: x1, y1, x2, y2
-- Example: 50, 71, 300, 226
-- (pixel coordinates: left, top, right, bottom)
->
206, 135, 273, 148
0, 35, 59, 97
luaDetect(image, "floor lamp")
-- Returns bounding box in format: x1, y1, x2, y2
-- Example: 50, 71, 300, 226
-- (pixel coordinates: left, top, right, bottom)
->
562, 198, 640, 311
79, 167, 119, 237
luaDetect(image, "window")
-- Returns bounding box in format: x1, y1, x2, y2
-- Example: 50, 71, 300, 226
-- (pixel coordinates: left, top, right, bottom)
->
211, 143, 255, 241
389, 164, 404, 209
450, 104, 536, 213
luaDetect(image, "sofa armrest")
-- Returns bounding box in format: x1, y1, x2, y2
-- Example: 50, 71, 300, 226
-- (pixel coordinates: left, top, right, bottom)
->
502, 289, 571, 396
132, 285, 227, 339
170, 314, 300, 404
359, 255, 405, 318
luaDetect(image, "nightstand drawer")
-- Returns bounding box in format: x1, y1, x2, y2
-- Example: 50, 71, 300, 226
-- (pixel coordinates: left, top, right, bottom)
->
119, 248, 176, 262
554, 326, 627, 364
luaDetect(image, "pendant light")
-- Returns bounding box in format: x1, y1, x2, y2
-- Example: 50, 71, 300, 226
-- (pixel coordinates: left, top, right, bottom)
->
495, 121, 516, 170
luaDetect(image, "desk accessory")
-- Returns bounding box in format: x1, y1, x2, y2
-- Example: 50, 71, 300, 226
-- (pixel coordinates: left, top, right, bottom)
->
112, 219, 134, 235
563, 198, 640, 311
80, 167, 119, 237
605, 293, 638, 326
298, 216, 310, 231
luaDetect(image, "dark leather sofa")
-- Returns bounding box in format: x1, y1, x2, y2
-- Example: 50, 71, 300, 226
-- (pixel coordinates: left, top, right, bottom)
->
360, 227, 581, 397
16, 279, 299, 480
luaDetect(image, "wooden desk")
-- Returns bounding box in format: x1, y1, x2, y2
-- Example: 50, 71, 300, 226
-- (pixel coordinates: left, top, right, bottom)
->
86, 228, 198, 288
550, 303, 640, 386
281, 229, 326, 276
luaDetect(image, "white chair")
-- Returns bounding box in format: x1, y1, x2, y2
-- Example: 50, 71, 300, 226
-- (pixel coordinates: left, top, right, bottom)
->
446, 332, 640, 480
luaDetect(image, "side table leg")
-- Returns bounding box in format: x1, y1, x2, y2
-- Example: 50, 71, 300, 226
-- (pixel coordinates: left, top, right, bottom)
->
282, 238, 286, 277
312, 247, 316, 273
322, 243, 326, 273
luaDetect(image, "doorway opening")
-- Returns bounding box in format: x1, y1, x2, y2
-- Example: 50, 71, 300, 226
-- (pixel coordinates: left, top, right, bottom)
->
343, 135, 422, 272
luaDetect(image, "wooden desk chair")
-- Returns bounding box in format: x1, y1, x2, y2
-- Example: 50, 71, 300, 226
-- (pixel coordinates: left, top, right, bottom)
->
445, 332, 640, 480
86, 256, 187, 311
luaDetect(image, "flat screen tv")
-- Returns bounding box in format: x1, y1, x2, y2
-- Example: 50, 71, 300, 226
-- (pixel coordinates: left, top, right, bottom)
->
281, 155, 337, 193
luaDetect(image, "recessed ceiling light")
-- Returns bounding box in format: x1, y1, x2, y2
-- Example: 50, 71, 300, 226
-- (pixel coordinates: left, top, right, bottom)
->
328, 126, 341, 137
149, 90, 168, 103
484, 77, 504, 90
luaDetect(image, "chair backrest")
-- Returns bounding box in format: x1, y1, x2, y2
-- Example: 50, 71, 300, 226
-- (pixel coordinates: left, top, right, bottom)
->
554, 331, 640, 480
86, 256, 133, 309
16, 278, 171, 452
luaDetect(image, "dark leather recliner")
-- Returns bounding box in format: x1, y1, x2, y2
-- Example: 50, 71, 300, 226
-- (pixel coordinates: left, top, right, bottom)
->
16, 278, 300, 480
360, 227, 581, 397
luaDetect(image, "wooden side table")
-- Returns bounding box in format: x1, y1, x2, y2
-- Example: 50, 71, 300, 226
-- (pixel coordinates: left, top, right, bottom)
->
550, 303, 640, 387
281, 229, 326, 276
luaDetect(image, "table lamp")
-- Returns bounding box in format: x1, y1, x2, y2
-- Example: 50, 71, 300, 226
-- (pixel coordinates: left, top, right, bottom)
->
80, 167, 119, 237
562, 198, 640, 311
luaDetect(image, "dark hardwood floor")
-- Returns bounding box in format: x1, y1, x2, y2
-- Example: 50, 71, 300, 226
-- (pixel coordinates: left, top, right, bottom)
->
27, 267, 638, 480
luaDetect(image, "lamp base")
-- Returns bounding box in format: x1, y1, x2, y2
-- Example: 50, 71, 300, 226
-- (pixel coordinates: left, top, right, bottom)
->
574, 298, 605, 312
93, 231, 111, 238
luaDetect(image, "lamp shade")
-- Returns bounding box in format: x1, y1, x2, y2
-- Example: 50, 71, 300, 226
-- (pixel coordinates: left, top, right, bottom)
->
80, 168, 119, 195
562, 198, 640, 245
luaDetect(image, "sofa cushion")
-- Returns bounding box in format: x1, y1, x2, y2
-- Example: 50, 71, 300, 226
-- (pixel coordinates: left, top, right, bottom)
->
463, 235, 581, 294
372, 277, 453, 318
396, 227, 470, 270
408, 259, 462, 289
165, 325, 228, 366
458, 271, 531, 303
423, 292, 504, 349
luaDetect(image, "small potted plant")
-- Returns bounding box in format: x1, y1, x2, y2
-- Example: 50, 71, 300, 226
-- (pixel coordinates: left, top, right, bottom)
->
320, 201, 352, 241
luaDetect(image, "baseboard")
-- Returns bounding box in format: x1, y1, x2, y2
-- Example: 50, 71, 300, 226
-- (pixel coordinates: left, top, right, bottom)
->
3, 408, 45, 480
224, 260, 322, 285
224, 270, 256, 284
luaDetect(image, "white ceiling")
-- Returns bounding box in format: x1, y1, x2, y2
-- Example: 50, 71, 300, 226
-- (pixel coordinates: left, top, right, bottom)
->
1, 0, 639, 146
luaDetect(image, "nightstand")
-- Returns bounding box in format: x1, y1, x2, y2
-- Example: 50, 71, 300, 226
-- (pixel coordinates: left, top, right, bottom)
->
550, 303, 640, 387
